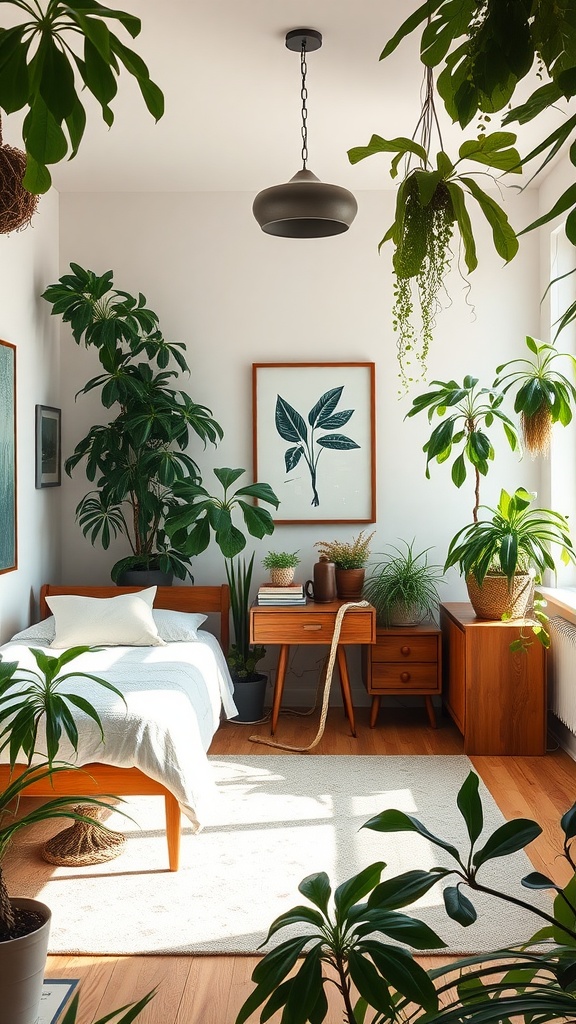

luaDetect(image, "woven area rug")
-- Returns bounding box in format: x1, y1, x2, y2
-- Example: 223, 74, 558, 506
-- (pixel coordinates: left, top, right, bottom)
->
6, 755, 550, 955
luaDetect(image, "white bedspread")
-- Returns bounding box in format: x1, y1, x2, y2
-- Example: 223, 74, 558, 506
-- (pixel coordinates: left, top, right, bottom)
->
0, 632, 238, 831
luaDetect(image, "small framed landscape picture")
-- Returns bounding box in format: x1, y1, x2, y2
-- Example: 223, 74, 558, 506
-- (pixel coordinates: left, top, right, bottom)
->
253, 362, 376, 524
35, 405, 61, 488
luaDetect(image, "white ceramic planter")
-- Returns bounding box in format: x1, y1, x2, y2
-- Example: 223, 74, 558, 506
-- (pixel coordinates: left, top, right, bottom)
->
0, 899, 51, 1024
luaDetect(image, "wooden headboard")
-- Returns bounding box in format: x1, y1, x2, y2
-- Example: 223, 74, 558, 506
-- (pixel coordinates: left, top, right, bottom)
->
39, 584, 230, 654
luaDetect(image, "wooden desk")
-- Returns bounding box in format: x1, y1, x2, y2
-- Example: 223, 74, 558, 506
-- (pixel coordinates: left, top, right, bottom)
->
440, 602, 547, 755
250, 600, 376, 735
361, 623, 442, 728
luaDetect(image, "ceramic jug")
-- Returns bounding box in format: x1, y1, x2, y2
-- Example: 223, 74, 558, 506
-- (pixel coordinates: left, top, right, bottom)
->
305, 555, 336, 603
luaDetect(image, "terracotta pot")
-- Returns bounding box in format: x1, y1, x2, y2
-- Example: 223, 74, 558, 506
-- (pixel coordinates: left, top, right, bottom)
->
335, 568, 365, 600
0, 898, 51, 1024
269, 567, 295, 586
466, 571, 535, 621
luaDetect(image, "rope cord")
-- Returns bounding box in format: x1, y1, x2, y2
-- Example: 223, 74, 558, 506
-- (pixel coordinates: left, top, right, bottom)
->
249, 600, 370, 753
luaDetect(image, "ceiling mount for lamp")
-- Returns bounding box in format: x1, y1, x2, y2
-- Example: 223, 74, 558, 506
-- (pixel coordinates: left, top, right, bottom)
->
253, 28, 358, 238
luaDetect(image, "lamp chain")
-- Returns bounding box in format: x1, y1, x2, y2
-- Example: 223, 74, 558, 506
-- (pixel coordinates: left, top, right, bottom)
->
300, 39, 308, 169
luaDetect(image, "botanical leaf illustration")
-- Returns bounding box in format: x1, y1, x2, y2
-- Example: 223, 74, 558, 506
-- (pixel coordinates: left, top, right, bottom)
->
275, 396, 308, 443
276, 386, 360, 507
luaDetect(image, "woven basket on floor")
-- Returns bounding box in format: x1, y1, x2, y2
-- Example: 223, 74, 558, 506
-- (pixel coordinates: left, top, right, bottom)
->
42, 805, 126, 866
466, 571, 535, 621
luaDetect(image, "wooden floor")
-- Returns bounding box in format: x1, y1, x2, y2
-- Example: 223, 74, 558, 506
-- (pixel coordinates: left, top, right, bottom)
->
45, 705, 576, 1024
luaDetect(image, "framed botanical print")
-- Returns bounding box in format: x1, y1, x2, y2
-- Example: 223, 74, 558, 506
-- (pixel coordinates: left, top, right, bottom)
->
35, 405, 61, 488
0, 339, 16, 573
253, 362, 376, 524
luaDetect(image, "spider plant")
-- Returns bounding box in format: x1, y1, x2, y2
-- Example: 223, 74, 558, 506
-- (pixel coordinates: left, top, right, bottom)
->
363, 540, 444, 626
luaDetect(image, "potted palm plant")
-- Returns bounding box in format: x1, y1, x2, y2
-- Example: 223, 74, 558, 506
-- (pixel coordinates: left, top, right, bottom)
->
363, 540, 445, 626
42, 264, 223, 584
314, 531, 375, 599
444, 487, 576, 647
165, 467, 280, 722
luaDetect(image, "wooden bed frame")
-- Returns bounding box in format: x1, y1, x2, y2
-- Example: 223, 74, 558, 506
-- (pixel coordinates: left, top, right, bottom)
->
0, 583, 230, 872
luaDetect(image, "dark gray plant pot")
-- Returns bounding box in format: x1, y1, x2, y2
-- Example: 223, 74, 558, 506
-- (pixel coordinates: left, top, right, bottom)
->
116, 568, 174, 587
0, 898, 51, 1024
230, 673, 267, 724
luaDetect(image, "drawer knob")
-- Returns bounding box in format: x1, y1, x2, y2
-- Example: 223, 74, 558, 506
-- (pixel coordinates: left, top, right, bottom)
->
303, 624, 322, 631
400, 646, 411, 657
400, 671, 411, 683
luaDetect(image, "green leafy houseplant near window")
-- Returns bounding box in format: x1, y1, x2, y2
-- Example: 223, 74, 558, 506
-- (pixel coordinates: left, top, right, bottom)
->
0, 0, 164, 195
493, 335, 576, 455
405, 375, 520, 521
445, 486, 576, 647
363, 540, 445, 626
165, 468, 280, 682
42, 264, 223, 583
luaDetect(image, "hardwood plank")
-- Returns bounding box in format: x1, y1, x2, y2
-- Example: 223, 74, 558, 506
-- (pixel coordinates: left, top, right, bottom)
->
45, 708, 576, 1024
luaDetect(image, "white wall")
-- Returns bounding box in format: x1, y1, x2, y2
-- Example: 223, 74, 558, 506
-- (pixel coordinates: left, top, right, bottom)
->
57, 186, 542, 703
0, 189, 61, 642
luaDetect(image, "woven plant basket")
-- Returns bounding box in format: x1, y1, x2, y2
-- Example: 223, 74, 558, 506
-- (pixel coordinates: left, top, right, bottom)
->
466, 571, 535, 621
269, 567, 295, 586
0, 116, 39, 235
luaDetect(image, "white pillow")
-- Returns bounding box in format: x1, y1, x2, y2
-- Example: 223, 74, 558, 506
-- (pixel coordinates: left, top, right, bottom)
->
152, 609, 207, 642
46, 588, 166, 648
10, 618, 56, 644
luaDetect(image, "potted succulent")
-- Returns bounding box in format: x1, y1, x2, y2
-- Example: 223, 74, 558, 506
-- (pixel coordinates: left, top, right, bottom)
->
42, 264, 223, 584
165, 467, 280, 723
363, 540, 445, 626
314, 530, 375, 599
261, 550, 300, 587
444, 487, 576, 647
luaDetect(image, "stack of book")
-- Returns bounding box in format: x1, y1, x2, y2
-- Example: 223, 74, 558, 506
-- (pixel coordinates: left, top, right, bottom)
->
257, 583, 307, 606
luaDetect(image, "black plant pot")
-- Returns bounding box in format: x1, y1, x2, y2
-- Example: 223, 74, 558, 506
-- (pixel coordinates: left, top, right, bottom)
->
116, 568, 174, 587
230, 673, 267, 724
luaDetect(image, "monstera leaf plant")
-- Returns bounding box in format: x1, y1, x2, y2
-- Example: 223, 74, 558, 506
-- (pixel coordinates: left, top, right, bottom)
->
0, 0, 164, 194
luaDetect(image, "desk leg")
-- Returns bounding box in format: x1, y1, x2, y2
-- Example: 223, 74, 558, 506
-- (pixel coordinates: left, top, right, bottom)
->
425, 696, 437, 729
370, 696, 381, 729
336, 647, 356, 737
271, 645, 290, 735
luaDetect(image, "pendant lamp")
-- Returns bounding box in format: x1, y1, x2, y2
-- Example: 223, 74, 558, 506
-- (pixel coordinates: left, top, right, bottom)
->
253, 29, 357, 238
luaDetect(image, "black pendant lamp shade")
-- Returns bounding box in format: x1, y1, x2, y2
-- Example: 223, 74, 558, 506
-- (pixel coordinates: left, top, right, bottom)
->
253, 30, 357, 238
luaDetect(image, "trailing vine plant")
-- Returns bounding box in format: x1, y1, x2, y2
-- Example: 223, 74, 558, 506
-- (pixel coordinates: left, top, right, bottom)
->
349, 67, 520, 389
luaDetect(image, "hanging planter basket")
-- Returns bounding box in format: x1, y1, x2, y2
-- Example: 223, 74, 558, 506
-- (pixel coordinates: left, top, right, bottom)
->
0, 118, 39, 235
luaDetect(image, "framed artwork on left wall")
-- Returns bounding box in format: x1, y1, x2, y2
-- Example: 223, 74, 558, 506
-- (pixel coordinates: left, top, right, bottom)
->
0, 339, 16, 573
35, 405, 61, 488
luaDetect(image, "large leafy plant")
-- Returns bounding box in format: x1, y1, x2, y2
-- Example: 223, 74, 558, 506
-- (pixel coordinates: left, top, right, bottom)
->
42, 264, 223, 582
0, 0, 164, 193
165, 468, 280, 679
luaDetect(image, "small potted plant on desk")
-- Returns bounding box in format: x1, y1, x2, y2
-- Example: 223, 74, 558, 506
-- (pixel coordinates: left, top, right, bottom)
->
262, 550, 300, 587
314, 530, 375, 600
363, 539, 445, 626
165, 467, 280, 723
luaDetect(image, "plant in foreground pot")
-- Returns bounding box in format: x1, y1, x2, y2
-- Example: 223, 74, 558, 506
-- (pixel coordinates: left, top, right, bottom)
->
262, 550, 300, 586
363, 539, 445, 626
493, 335, 576, 456
237, 769, 576, 1024
315, 530, 375, 600
445, 486, 576, 647
42, 264, 223, 583
165, 467, 280, 720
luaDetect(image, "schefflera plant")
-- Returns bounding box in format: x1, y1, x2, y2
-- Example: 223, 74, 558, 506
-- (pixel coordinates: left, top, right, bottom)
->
348, 131, 520, 388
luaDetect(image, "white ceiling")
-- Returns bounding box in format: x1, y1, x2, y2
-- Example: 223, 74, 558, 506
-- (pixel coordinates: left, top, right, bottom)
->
3, 0, 566, 193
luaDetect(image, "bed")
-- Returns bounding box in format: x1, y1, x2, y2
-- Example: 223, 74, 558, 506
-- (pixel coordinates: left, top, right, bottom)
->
0, 584, 234, 871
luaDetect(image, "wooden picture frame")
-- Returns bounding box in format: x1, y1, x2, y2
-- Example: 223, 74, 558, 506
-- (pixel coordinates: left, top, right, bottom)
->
35, 404, 61, 488
253, 362, 376, 524
0, 339, 17, 574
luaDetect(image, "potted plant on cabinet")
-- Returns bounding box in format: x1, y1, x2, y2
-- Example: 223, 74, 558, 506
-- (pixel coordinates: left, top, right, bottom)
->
165, 467, 280, 723
444, 486, 576, 647
314, 530, 375, 600
262, 550, 300, 587
42, 264, 223, 584
363, 540, 445, 626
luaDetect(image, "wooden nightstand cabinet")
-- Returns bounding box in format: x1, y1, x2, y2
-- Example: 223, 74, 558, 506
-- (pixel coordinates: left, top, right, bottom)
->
361, 623, 442, 728
250, 600, 376, 736
440, 602, 547, 755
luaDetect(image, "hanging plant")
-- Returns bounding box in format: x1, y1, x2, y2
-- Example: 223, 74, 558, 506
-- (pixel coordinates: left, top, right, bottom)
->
0, 115, 38, 233
493, 335, 576, 455
349, 71, 520, 389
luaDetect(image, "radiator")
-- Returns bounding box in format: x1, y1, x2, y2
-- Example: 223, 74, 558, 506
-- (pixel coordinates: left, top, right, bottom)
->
549, 616, 576, 733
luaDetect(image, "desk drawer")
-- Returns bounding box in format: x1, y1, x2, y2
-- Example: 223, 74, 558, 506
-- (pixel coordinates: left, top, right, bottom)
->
373, 635, 438, 663
370, 663, 440, 692
251, 609, 374, 645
